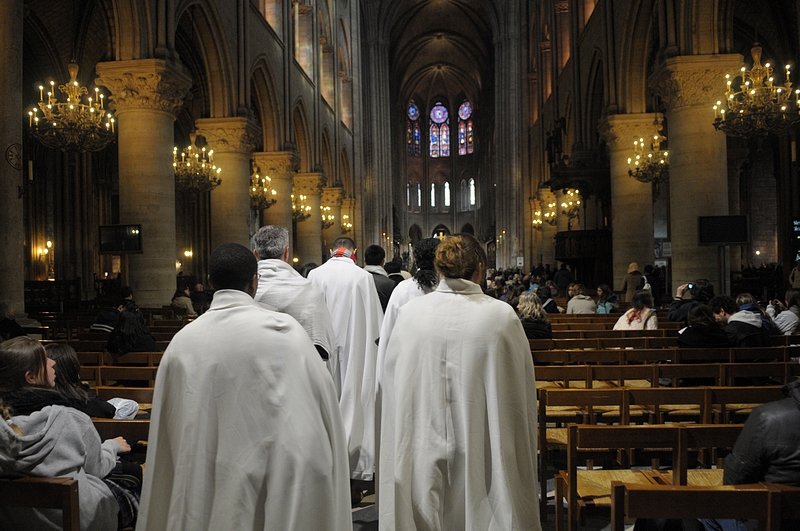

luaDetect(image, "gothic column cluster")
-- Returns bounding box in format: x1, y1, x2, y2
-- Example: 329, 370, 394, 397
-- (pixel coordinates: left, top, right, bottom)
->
293, 172, 324, 264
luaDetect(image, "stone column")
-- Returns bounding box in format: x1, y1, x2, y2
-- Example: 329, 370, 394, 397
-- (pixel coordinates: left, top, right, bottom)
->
341, 196, 356, 239
252, 151, 298, 255
651, 54, 741, 292
321, 186, 343, 252
602, 113, 658, 291
96, 59, 192, 307
195, 117, 260, 249
293, 172, 324, 264
0, 0, 24, 318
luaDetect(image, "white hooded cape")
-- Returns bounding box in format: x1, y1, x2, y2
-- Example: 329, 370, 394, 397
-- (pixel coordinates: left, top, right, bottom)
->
379, 278, 542, 531
136, 290, 351, 531
254, 258, 341, 394
309, 256, 384, 480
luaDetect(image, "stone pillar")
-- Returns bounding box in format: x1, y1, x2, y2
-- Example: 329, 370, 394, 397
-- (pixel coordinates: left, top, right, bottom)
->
293, 172, 324, 264
96, 59, 192, 308
602, 113, 658, 291
0, 0, 24, 318
321, 186, 343, 253
341, 196, 356, 239
195, 117, 260, 249
252, 151, 298, 256
651, 54, 741, 292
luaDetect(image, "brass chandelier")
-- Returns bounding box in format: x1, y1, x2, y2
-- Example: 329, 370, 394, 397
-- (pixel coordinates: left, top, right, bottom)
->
712, 44, 800, 137
320, 205, 335, 229
627, 134, 669, 184
250, 162, 277, 210
173, 133, 222, 192
291, 194, 312, 221
27, 62, 116, 152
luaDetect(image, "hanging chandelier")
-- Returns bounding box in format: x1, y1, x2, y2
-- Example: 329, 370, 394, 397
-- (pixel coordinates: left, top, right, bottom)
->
320, 205, 335, 229
291, 194, 312, 221
532, 209, 543, 228
341, 213, 353, 233
543, 201, 558, 225
173, 133, 222, 192
27, 62, 116, 152
627, 133, 669, 184
250, 162, 277, 210
560, 189, 581, 220
712, 44, 800, 137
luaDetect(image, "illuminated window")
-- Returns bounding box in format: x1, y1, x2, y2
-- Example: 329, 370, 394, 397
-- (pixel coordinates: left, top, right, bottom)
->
429, 101, 449, 158
406, 102, 421, 156
444, 181, 451, 207
458, 101, 474, 155
430, 183, 436, 207
469, 178, 476, 206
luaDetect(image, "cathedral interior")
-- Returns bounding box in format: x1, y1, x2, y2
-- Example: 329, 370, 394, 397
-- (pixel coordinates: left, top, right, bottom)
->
1, 0, 799, 312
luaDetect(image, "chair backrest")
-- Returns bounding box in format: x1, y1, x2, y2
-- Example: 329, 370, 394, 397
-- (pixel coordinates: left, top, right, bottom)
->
0, 476, 80, 530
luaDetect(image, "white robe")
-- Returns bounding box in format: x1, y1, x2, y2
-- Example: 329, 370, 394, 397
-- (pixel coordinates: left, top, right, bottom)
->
136, 290, 351, 531
254, 258, 341, 394
379, 278, 542, 531
309, 256, 384, 480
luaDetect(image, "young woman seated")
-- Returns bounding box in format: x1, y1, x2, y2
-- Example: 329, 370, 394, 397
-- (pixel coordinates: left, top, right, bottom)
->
517, 291, 553, 339
613, 290, 658, 330
0, 336, 139, 530
45, 343, 117, 418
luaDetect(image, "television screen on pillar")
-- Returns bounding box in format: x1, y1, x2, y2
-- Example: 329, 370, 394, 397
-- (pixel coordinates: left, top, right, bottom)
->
697, 216, 749, 246
99, 224, 143, 254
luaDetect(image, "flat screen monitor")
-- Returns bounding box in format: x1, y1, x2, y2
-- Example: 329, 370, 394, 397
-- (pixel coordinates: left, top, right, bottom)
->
698, 216, 748, 246
99, 224, 143, 254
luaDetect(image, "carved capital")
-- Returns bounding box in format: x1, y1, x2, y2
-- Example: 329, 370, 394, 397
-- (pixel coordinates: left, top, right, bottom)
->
293, 172, 324, 196
600, 113, 661, 147
195, 117, 261, 154
321, 187, 343, 207
554, 0, 569, 14
649, 54, 742, 111
252, 151, 299, 179
95, 59, 192, 116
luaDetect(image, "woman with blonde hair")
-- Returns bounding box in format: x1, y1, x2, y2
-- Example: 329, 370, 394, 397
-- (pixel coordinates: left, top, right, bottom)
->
517, 291, 553, 339
379, 233, 541, 529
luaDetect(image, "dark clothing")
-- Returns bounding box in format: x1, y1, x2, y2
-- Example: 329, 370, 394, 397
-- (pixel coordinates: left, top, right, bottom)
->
369, 272, 397, 312
622, 271, 644, 303
106, 331, 157, 357
541, 298, 560, 314
553, 268, 573, 293
0, 317, 25, 341
388, 273, 404, 286
1, 386, 116, 418
668, 299, 702, 325
520, 317, 552, 339
677, 325, 731, 348
723, 321, 769, 348
724, 379, 800, 486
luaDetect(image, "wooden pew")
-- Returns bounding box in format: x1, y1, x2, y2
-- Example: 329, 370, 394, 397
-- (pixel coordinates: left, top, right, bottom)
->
0, 476, 80, 530
610, 482, 800, 531
92, 419, 151, 444
95, 386, 154, 404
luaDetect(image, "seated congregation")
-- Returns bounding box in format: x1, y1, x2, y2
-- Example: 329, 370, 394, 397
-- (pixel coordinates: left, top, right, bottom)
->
2, 237, 800, 531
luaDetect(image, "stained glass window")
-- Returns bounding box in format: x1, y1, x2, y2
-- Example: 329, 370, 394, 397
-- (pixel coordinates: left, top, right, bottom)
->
458, 101, 474, 155
444, 181, 451, 207
469, 178, 476, 206
406, 102, 421, 156
416, 183, 422, 208
406, 183, 411, 210
429, 101, 449, 158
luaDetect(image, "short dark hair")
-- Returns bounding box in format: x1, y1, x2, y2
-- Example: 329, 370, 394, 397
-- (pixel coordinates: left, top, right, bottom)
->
687, 304, 718, 328
332, 236, 356, 250
364, 245, 385, 265
209, 243, 258, 291
384, 258, 402, 274
709, 295, 737, 315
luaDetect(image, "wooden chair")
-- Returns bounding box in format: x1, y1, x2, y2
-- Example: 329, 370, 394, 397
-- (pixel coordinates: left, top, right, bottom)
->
0, 476, 80, 530
610, 482, 800, 531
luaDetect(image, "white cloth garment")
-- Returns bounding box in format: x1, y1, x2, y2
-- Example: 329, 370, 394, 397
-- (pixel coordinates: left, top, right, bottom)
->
107, 397, 139, 419
136, 290, 351, 531
379, 277, 542, 531
254, 258, 341, 394
309, 255, 384, 480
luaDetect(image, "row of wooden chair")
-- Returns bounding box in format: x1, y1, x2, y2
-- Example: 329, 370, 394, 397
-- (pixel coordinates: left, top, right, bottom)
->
532, 344, 800, 364
530, 336, 798, 351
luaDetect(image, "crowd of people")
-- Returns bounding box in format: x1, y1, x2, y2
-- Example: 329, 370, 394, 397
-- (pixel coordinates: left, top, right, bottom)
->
1, 238, 800, 530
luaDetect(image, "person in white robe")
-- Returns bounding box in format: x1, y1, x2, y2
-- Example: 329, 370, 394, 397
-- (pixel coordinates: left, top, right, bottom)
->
379, 233, 542, 531
308, 236, 384, 481
136, 243, 351, 531
251, 225, 340, 395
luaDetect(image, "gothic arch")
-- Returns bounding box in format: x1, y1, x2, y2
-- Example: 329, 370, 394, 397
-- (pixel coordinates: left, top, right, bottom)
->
174, 0, 235, 117
618, 0, 657, 113
251, 56, 282, 151
321, 130, 333, 183
339, 149, 351, 192
292, 102, 311, 173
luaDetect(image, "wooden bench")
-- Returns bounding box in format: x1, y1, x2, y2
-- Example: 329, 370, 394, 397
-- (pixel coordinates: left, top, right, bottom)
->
95, 386, 154, 404
92, 418, 151, 444
556, 424, 742, 531
610, 482, 800, 531
0, 476, 80, 530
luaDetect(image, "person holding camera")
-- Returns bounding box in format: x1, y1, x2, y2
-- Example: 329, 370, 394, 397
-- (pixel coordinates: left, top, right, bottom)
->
668, 280, 714, 325
767, 289, 800, 336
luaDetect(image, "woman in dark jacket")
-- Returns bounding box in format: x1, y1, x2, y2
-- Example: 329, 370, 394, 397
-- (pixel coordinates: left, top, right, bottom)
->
45, 343, 116, 418
517, 291, 553, 339
106, 303, 157, 358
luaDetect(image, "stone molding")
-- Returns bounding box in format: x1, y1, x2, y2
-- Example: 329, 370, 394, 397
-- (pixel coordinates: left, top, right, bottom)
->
321, 186, 343, 207
252, 151, 299, 179
554, 0, 569, 14
599, 113, 660, 147
649, 54, 742, 111
95, 59, 192, 116
195, 117, 261, 154
293, 172, 324, 196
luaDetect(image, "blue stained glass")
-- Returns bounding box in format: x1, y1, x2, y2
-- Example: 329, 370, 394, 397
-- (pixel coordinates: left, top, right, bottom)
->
440, 124, 450, 157
430, 124, 440, 158
407, 103, 419, 121
458, 101, 472, 120
430, 103, 448, 124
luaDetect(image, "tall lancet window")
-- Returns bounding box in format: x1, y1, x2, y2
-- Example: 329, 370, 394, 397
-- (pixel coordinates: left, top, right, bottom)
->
469, 178, 476, 207
429, 101, 449, 158
430, 183, 436, 207
444, 181, 451, 207
406, 102, 421, 156
458, 100, 474, 155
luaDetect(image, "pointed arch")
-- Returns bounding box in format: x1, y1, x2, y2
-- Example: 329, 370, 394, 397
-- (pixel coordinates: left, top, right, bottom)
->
618, 0, 657, 113
321, 130, 333, 183
292, 102, 311, 172
339, 149, 352, 192
251, 55, 282, 151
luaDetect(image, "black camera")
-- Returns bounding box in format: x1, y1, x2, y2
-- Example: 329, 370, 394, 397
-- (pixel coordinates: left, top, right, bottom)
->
687, 283, 695, 289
